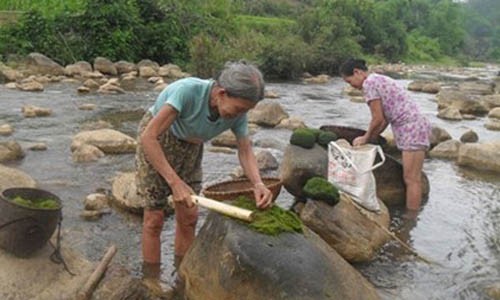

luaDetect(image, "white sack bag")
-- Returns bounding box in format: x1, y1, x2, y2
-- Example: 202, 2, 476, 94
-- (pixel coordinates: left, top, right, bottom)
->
327, 140, 385, 212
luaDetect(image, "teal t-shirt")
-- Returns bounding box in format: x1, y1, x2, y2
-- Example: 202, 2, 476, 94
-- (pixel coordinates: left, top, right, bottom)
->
149, 77, 248, 143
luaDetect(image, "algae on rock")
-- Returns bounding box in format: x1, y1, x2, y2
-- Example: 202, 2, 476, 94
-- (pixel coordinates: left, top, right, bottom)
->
232, 196, 303, 235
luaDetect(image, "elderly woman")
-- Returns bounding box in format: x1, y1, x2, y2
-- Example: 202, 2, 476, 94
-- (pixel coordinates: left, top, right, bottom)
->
136, 61, 273, 276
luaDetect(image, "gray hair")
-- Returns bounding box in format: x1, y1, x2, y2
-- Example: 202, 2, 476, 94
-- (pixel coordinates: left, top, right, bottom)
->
216, 60, 265, 102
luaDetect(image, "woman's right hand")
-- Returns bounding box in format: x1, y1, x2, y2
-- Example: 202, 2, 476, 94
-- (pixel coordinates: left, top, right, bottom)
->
169, 179, 195, 208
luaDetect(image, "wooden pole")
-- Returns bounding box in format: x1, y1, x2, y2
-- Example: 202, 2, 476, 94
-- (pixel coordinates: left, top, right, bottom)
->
76, 245, 118, 300
168, 195, 254, 222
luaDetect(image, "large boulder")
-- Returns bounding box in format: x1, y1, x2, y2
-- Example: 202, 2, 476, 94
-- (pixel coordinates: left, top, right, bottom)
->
93, 57, 117, 76
71, 129, 137, 154
0, 164, 36, 190
436, 89, 489, 115
457, 141, 500, 172
458, 81, 495, 95
25, 52, 64, 76
280, 144, 328, 199
429, 139, 461, 160
180, 212, 380, 300
299, 194, 390, 262
480, 94, 500, 110
248, 101, 289, 127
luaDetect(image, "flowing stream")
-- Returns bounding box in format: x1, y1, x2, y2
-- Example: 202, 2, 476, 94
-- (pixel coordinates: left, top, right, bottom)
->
0, 68, 499, 299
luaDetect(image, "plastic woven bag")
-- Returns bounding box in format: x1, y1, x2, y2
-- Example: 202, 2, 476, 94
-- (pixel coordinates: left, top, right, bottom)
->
327, 140, 385, 212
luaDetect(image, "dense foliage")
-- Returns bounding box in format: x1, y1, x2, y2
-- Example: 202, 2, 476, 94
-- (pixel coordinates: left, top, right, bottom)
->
0, 0, 498, 79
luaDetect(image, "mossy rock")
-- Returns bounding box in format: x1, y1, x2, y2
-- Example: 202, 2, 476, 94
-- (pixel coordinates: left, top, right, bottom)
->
232, 196, 303, 235
317, 131, 338, 147
302, 177, 340, 206
290, 128, 316, 149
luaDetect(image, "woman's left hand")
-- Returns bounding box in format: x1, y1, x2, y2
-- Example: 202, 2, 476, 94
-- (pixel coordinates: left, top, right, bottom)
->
353, 135, 368, 147
253, 183, 273, 209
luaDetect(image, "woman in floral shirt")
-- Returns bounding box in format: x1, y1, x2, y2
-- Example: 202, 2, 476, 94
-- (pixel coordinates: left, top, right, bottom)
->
339, 58, 431, 213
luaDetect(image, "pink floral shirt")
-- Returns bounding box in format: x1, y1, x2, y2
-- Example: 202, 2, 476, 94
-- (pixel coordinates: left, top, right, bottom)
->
362, 73, 431, 150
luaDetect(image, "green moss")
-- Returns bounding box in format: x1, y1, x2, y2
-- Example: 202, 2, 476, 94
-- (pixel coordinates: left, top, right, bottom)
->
10, 196, 59, 209
303, 177, 340, 206
317, 131, 338, 147
290, 128, 316, 149
232, 196, 303, 236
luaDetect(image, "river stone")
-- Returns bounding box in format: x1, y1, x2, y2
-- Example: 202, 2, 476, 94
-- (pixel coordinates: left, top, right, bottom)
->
64, 61, 92, 77
93, 57, 117, 76
436, 89, 489, 115
276, 116, 307, 130
429, 139, 461, 160
485, 118, 500, 131
299, 194, 390, 262
248, 101, 289, 127
489, 107, 500, 119
437, 107, 462, 120
0, 164, 36, 190
111, 172, 146, 214
460, 129, 478, 143
72, 144, 105, 162
180, 212, 380, 300
0, 141, 24, 162
429, 126, 452, 148
481, 94, 500, 110
457, 141, 500, 172
0, 244, 147, 300
71, 129, 136, 154
25, 52, 64, 76
0, 124, 13, 136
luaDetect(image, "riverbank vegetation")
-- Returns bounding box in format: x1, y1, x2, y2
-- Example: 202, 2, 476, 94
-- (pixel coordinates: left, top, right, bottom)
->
0, 0, 498, 79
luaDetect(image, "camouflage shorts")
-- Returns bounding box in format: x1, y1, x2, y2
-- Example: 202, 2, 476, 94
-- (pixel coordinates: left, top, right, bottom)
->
135, 111, 203, 209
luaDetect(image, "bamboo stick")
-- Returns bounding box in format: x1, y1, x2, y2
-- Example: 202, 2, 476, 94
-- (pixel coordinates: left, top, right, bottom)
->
76, 245, 118, 300
168, 195, 254, 222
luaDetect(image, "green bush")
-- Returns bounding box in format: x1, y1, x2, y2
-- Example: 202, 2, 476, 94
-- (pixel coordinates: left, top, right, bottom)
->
303, 177, 340, 206
290, 128, 316, 149
404, 31, 442, 63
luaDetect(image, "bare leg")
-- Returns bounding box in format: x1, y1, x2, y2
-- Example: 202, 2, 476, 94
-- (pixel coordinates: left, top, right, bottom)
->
142, 209, 165, 264
174, 203, 198, 259
402, 150, 426, 211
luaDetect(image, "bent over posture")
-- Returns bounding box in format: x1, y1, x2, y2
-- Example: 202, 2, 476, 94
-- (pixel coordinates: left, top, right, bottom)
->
339, 58, 431, 213
136, 61, 273, 276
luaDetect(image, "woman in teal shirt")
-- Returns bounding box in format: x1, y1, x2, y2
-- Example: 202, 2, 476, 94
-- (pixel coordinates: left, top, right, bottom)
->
136, 61, 273, 279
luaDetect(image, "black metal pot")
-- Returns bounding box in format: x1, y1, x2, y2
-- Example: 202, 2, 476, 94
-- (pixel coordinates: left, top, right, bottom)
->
0, 187, 62, 258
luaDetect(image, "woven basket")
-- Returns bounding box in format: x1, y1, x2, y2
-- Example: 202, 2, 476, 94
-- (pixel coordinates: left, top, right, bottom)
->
202, 177, 282, 202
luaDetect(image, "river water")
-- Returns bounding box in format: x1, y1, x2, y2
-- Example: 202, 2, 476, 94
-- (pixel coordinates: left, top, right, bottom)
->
0, 68, 499, 299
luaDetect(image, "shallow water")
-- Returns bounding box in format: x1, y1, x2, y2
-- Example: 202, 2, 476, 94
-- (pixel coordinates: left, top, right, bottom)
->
0, 69, 499, 299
